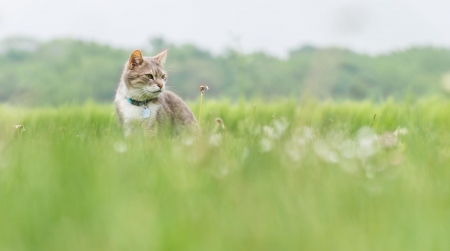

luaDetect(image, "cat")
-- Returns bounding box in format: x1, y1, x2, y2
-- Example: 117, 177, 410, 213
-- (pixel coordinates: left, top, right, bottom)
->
115, 49, 198, 137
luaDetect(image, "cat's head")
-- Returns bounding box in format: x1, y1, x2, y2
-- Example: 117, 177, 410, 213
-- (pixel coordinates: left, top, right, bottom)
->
122, 50, 168, 100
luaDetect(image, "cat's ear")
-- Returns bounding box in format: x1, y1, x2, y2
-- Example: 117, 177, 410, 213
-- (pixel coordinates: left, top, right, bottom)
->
154, 49, 167, 65
129, 50, 144, 69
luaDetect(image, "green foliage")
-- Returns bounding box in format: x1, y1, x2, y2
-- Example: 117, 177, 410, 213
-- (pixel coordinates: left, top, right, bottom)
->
0, 38, 127, 105
2, 37, 450, 106
1, 99, 450, 250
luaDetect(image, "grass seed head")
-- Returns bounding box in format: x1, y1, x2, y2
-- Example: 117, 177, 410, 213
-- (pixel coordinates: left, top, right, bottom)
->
13, 124, 24, 130
12, 124, 26, 137
215, 118, 225, 130
199, 85, 209, 93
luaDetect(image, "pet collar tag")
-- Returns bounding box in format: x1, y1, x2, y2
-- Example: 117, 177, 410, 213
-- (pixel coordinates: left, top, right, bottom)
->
142, 107, 151, 118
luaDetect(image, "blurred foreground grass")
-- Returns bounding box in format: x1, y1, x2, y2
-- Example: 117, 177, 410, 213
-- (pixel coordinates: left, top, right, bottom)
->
1, 99, 450, 250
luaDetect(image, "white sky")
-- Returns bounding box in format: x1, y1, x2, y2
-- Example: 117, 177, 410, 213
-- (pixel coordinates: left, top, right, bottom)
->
1, 0, 450, 57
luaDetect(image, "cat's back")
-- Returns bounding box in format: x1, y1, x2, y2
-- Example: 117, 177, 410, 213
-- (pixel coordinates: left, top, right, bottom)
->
157, 90, 188, 110
157, 91, 198, 131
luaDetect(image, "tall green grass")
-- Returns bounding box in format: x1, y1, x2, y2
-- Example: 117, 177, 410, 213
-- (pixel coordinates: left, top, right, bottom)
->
1, 99, 450, 250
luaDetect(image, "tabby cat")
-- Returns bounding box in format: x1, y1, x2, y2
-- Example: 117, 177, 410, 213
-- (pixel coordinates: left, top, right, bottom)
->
115, 50, 198, 136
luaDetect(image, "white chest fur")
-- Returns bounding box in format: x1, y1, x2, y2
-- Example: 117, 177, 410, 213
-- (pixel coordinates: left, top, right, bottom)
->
116, 97, 161, 136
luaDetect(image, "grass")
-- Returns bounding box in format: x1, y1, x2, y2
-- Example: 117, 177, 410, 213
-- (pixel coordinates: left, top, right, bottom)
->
1, 98, 450, 250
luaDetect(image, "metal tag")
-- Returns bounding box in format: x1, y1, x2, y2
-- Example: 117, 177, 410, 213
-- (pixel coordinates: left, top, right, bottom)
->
142, 107, 151, 118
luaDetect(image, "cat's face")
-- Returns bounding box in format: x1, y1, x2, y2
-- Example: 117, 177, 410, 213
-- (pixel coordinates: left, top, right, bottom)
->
123, 50, 168, 100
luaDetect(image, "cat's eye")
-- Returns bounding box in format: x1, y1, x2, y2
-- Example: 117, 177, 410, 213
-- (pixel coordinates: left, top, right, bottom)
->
161, 74, 166, 80
145, 74, 154, 79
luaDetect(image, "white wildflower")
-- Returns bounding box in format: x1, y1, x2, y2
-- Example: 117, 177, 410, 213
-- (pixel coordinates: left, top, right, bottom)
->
340, 139, 357, 159
181, 136, 195, 146
273, 117, 289, 136
394, 127, 408, 136
113, 141, 127, 153
356, 127, 379, 159
260, 137, 273, 152
263, 126, 275, 138
313, 140, 339, 163
379, 132, 397, 148
285, 143, 302, 161
209, 134, 222, 147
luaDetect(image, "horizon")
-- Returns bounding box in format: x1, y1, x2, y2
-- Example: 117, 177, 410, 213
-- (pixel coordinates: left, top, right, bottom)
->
2, 35, 450, 59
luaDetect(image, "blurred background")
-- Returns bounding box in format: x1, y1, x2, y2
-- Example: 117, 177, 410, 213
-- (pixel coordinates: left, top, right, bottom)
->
2, 0, 450, 106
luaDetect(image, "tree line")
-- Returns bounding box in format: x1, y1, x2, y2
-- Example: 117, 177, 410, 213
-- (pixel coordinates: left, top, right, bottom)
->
1, 36, 450, 106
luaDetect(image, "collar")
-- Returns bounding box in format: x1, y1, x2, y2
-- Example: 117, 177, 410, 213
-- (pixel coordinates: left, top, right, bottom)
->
126, 97, 151, 106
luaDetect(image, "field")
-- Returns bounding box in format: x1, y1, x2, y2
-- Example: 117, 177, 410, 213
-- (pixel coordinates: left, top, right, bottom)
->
1, 99, 450, 250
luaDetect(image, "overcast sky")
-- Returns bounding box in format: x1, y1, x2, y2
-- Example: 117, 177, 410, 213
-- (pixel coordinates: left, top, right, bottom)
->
1, 0, 450, 57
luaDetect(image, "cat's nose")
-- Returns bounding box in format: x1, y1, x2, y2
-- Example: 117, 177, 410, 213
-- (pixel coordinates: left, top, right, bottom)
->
157, 83, 163, 89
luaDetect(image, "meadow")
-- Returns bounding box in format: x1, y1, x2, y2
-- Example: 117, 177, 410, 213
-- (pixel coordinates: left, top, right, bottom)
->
1, 98, 450, 250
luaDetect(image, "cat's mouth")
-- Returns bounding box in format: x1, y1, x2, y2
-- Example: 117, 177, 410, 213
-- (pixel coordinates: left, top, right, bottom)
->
152, 90, 162, 93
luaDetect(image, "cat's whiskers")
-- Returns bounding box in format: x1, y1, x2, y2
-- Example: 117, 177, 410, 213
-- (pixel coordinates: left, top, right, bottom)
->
163, 63, 175, 72
129, 89, 150, 101
164, 86, 180, 95
138, 92, 147, 100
